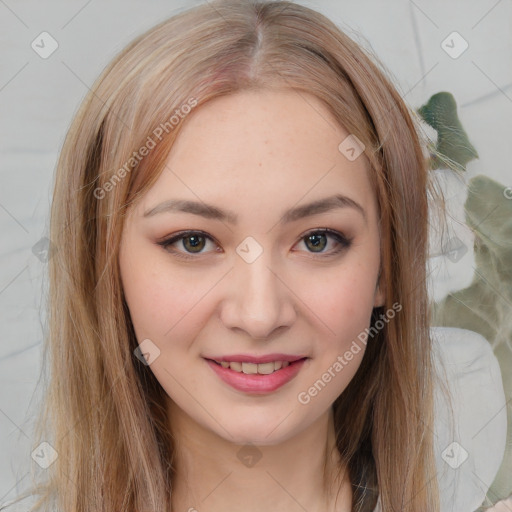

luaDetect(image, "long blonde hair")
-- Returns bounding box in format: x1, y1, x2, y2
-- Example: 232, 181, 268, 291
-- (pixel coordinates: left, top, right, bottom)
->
6, 1, 440, 510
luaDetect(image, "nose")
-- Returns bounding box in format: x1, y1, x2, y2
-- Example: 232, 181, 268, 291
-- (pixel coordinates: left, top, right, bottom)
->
219, 253, 297, 340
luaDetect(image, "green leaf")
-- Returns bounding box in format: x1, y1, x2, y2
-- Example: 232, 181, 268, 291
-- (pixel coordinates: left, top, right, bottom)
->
417, 91, 479, 170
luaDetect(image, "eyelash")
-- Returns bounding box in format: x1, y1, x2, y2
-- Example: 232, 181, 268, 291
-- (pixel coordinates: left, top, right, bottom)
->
156, 229, 352, 260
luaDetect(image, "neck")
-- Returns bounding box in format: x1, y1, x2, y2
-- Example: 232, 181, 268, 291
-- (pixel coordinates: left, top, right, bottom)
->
167, 403, 352, 512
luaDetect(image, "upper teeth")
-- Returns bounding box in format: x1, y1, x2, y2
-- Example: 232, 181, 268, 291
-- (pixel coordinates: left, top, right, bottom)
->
216, 360, 290, 374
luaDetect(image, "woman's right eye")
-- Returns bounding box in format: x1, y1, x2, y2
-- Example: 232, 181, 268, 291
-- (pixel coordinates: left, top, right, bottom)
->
157, 230, 219, 259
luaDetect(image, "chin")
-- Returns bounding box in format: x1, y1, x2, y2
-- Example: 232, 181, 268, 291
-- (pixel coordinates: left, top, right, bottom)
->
216, 415, 301, 447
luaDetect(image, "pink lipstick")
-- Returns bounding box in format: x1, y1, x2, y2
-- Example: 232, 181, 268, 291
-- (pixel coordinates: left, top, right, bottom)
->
204, 354, 308, 394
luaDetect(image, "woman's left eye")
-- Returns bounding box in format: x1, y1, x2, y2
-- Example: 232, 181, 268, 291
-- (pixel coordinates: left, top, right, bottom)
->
157, 229, 351, 259
295, 229, 351, 256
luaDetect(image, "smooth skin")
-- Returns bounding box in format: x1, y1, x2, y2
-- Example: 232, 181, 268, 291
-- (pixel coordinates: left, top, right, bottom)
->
119, 89, 385, 512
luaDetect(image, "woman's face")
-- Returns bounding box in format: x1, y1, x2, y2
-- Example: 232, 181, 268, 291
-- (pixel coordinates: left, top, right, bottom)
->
119, 89, 384, 446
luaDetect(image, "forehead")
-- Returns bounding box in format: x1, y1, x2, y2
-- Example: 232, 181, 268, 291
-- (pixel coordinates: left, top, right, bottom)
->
134, 89, 377, 223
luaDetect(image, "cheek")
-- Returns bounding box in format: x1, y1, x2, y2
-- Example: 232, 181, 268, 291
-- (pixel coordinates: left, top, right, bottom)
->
120, 243, 198, 342
293, 257, 379, 403
294, 268, 376, 408
301, 262, 378, 335
122, 269, 204, 341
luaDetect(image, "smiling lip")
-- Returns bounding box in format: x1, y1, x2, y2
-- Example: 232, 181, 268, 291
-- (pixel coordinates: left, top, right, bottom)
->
204, 355, 308, 394
205, 353, 307, 364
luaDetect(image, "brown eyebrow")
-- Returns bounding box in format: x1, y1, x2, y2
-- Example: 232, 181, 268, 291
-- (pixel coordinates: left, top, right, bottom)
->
143, 194, 367, 224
